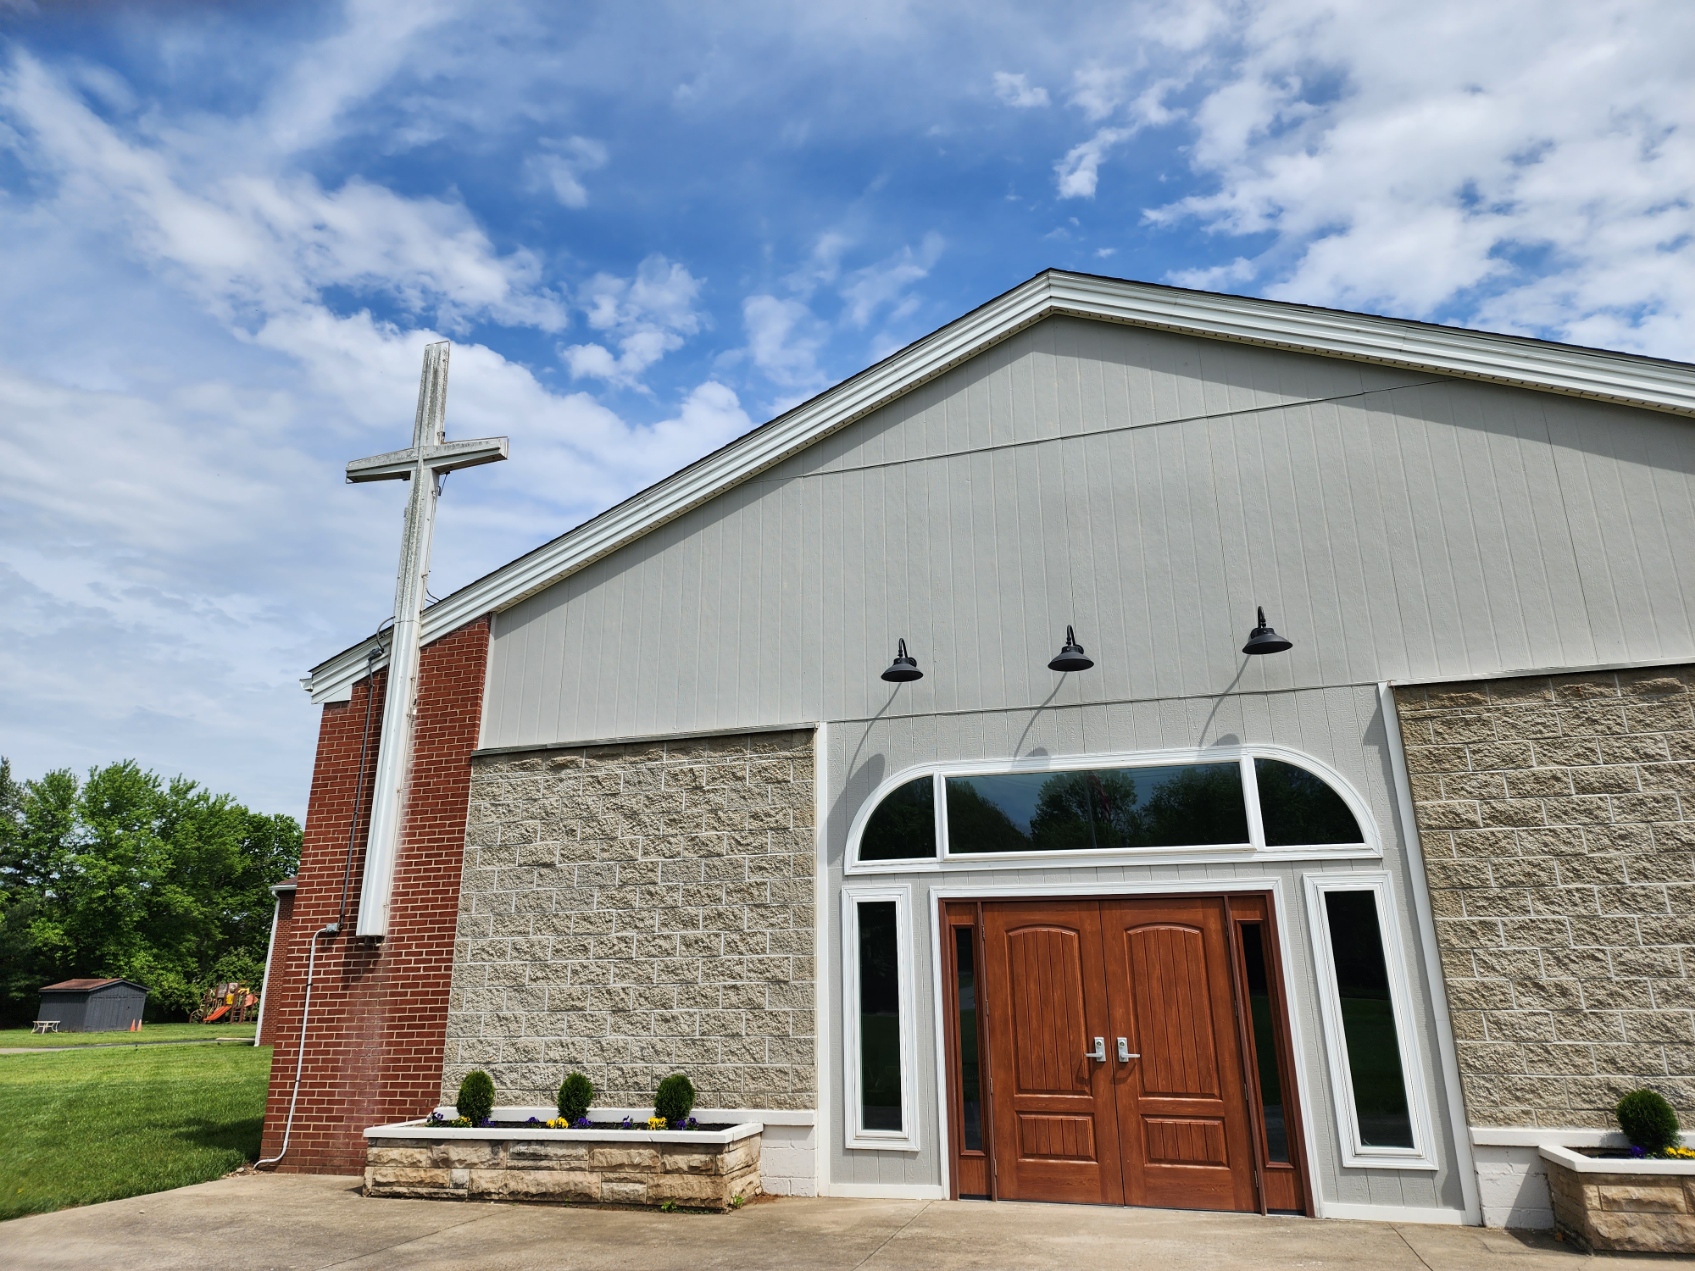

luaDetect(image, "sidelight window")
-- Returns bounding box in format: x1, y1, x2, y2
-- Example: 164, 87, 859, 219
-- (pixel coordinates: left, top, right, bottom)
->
842, 887, 917, 1149
848, 748, 1372, 870
1306, 875, 1435, 1168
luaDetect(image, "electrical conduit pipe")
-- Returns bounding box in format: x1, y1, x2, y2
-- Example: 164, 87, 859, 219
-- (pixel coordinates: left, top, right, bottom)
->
256, 921, 340, 1168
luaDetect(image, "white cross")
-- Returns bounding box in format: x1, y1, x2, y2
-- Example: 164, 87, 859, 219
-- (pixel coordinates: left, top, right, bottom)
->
347, 341, 507, 937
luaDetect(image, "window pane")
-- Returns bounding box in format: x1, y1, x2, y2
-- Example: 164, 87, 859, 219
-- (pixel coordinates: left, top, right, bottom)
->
1323, 890, 1414, 1148
859, 777, 936, 861
1238, 923, 1289, 1163
954, 926, 983, 1152
1256, 759, 1362, 846
858, 901, 903, 1131
946, 764, 1248, 854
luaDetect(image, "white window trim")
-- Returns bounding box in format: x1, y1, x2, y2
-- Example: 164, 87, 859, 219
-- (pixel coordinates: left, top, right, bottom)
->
840, 884, 920, 1152
1304, 872, 1439, 1171
846, 743, 1380, 874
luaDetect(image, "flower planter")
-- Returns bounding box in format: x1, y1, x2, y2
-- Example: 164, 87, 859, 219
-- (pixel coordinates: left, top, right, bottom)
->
364, 1109, 761, 1211
1540, 1145, 1695, 1254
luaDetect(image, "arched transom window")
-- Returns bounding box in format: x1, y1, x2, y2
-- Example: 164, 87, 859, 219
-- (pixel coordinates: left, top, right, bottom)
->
849, 748, 1376, 871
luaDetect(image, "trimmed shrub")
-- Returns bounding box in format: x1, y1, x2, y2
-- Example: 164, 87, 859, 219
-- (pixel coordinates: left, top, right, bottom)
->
456, 1070, 496, 1125
1617, 1088, 1681, 1154
654, 1072, 696, 1125
558, 1071, 594, 1123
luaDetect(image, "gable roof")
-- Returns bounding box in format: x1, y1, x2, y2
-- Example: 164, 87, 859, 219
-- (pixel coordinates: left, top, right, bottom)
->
39, 978, 149, 994
305, 269, 1695, 702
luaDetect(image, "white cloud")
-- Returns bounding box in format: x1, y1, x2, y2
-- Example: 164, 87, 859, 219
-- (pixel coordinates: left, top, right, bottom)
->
742, 294, 828, 390
526, 136, 609, 209
0, 31, 733, 813
1, 52, 564, 335
1138, 0, 1695, 352
563, 255, 704, 386
1056, 126, 1131, 199
1070, 65, 1129, 122
993, 72, 1049, 109
841, 234, 945, 328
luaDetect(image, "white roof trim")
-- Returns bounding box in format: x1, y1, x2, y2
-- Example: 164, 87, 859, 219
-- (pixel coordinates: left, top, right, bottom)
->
305, 270, 1695, 701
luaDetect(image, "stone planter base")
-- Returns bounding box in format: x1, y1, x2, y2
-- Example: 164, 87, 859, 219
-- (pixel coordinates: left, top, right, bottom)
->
1541, 1145, 1695, 1254
364, 1120, 761, 1211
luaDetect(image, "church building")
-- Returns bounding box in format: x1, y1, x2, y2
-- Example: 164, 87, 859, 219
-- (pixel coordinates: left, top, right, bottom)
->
259, 270, 1695, 1230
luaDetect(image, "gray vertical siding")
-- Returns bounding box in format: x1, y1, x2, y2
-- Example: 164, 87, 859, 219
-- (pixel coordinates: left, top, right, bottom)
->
482, 316, 1695, 750
473, 313, 1694, 1211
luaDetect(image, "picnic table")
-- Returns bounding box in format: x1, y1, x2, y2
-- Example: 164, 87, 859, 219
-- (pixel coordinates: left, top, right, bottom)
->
32, 1020, 60, 1034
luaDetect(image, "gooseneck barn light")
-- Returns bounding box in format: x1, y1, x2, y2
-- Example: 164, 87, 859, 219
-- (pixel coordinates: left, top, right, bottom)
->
1047, 625, 1094, 672
1242, 606, 1294, 655
881, 638, 924, 683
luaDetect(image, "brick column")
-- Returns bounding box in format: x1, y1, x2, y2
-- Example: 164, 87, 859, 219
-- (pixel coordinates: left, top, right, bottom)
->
258, 618, 489, 1172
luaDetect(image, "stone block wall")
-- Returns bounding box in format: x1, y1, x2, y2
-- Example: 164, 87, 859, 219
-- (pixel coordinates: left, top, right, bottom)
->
443, 728, 816, 1112
1395, 668, 1695, 1130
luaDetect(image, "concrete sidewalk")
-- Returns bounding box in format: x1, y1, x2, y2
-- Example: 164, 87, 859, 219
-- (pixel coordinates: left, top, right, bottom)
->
0, 1174, 1634, 1270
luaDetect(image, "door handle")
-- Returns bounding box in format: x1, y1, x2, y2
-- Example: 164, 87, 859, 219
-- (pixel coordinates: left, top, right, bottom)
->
1117, 1037, 1138, 1062
1087, 1036, 1106, 1062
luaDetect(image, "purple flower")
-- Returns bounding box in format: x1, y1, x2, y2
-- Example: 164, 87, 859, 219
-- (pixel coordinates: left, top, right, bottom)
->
1630, 1144, 1647, 1158
686, 1117, 699, 1130
621, 1116, 633, 1129
573, 1116, 592, 1129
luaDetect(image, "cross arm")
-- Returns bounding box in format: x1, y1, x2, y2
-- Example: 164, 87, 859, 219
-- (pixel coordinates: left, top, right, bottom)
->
346, 436, 510, 483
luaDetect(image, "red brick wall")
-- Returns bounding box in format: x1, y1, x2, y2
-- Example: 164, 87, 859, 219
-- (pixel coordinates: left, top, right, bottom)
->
258, 618, 489, 1173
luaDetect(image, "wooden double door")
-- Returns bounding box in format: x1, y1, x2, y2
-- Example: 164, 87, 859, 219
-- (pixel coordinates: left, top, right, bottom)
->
943, 895, 1305, 1214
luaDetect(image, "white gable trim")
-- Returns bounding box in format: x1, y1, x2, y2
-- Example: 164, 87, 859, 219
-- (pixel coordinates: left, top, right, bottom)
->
305, 270, 1695, 702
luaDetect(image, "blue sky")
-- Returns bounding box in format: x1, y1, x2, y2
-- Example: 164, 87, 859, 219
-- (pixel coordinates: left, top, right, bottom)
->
1, 0, 1691, 817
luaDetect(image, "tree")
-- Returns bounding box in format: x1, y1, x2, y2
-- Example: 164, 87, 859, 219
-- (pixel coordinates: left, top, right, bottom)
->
0, 758, 300, 1025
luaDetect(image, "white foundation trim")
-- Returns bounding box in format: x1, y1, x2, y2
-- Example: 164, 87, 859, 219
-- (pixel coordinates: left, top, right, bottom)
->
822, 1182, 948, 1200
1318, 1201, 1467, 1225
1472, 1126, 1694, 1147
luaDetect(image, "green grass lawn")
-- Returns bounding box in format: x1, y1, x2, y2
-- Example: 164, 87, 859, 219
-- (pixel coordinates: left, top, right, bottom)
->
0, 1021, 257, 1049
0, 1041, 271, 1221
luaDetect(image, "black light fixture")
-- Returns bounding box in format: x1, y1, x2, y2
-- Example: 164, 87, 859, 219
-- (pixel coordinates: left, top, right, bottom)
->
881, 638, 923, 682
1242, 606, 1293, 655
1047, 625, 1094, 672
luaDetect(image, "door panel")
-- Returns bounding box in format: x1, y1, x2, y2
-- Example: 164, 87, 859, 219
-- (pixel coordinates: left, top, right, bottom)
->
1104, 898, 1259, 1212
982, 902, 1123, 1204
1126, 924, 1220, 1099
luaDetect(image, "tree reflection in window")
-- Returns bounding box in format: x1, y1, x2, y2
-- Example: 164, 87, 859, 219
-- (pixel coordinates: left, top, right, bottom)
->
859, 776, 936, 861
945, 763, 1249, 853
1255, 759, 1363, 846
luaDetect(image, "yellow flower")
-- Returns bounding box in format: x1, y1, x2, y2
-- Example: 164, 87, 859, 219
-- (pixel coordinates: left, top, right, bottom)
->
646, 1116, 668, 1130
1664, 1145, 1695, 1159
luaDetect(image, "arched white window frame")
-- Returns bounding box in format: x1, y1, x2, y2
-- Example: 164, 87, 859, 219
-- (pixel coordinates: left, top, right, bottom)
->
845, 744, 1381, 874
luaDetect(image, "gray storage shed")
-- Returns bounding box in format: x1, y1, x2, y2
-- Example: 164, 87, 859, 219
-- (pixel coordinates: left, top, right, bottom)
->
36, 978, 149, 1032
